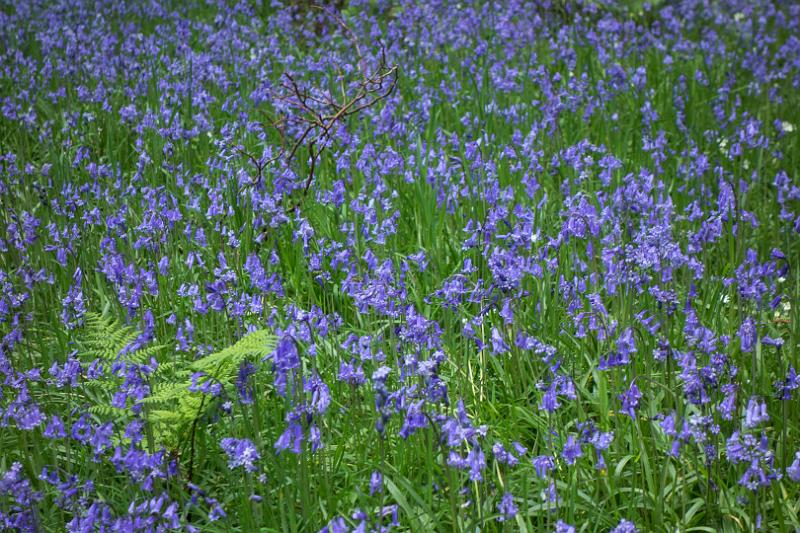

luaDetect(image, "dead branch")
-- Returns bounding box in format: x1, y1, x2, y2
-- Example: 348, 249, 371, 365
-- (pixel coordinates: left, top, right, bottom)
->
234, 5, 398, 210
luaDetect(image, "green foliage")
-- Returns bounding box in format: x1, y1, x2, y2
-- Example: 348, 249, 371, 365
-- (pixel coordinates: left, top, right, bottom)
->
143, 328, 276, 446
76, 312, 276, 448
79, 312, 162, 365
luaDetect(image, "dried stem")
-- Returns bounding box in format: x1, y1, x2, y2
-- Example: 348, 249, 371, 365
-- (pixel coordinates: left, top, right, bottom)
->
234, 5, 398, 209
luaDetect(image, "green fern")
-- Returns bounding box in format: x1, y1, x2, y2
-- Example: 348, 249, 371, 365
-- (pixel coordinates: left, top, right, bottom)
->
144, 329, 277, 445
190, 329, 277, 377
79, 312, 166, 366
75, 312, 276, 448
87, 404, 119, 418
73, 312, 168, 418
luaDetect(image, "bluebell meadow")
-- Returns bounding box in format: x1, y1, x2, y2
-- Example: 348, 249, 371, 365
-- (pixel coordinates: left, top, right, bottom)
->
1, 0, 800, 531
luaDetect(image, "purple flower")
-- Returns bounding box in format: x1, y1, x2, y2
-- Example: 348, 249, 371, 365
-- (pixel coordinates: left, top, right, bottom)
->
61, 267, 86, 329
610, 519, 638, 533
738, 318, 757, 353
338, 361, 366, 385
369, 470, 383, 496
467, 446, 486, 481
320, 517, 348, 533
493, 442, 521, 467
532, 455, 555, 478
309, 424, 322, 453
787, 452, 800, 482
619, 381, 642, 419
71, 414, 93, 444
496, 492, 517, 521
400, 400, 428, 439
220, 438, 260, 472
617, 328, 636, 358
561, 435, 582, 465
44, 415, 66, 439
0, 462, 42, 532
188, 372, 222, 396
744, 396, 769, 429
719, 384, 737, 421
490, 327, 509, 355
543, 481, 558, 504
305, 373, 331, 415
275, 420, 304, 455
208, 501, 227, 521
599, 329, 636, 370
554, 521, 576, 533
49, 357, 81, 388
539, 383, 560, 413
236, 362, 256, 404
726, 432, 781, 490
90, 422, 114, 457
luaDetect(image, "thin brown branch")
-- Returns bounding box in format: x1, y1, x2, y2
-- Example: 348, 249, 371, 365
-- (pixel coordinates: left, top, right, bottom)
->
234, 5, 398, 211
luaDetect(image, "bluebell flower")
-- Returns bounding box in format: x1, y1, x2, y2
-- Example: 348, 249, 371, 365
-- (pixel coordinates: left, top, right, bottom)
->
619, 381, 642, 419
496, 492, 517, 521
554, 521, 576, 533
490, 327, 509, 355
236, 362, 256, 404
370, 470, 383, 496
786, 452, 800, 482
220, 438, 260, 472
539, 383, 560, 413
208, 500, 227, 521
738, 318, 757, 353
275, 420, 303, 455
610, 519, 638, 533
532, 455, 555, 478
562, 436, 582, 465
400, 400, 427, 439
744, 396, 769, 428
43, 415, 66, 439
320, 516, 348, 533
61, 267, 86, 329
305, 373, 332, 415
467, 446, 486, 481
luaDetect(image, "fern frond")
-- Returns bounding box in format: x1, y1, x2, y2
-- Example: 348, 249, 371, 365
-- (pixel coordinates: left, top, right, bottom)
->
87, 405, 122, 418
69, 315, 275, 449
140, 382, 188, 406
148, 410, 185, 425
151, 361, 180, 378
191, 329, 276, 379
79, 312, 142, 361
125, 344, 169, 365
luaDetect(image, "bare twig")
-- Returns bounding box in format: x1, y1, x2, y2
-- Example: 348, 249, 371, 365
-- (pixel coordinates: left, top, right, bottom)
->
234, 5, 398, 210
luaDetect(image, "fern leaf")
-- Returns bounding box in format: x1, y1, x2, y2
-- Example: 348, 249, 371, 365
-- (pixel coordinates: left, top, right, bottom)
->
87, 405, 121, 418
191, 329, 276, 378
70, 314, 275, 449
